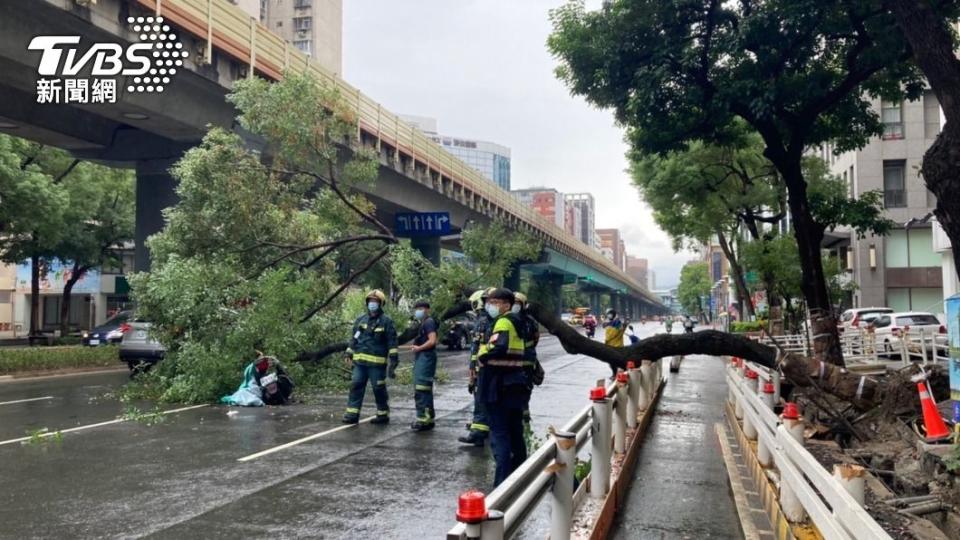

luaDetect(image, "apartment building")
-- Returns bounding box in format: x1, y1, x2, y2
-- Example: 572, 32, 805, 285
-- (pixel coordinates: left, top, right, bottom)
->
824, 92, 944, 313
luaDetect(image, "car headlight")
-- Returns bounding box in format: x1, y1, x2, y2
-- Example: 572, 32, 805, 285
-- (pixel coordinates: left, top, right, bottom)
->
82, 332, 89, 338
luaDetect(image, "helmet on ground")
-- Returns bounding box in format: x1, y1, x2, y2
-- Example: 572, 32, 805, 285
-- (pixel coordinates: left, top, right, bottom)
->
366, 289, 387, 304
513, 292, 527, 306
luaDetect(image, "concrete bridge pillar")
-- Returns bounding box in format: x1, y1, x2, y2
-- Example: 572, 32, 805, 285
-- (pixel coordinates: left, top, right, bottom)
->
135, 158, 181, 272
590, 291, 601, 316
410, 236, 441, 266
504, 262, 522, 292
533, 272, 565, 315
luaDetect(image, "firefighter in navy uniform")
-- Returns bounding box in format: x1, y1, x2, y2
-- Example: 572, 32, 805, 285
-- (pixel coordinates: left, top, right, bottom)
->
512, 292, 543, 424
410, 300, 438, 431
459, 288, 494, 446
342, 290, 398, 424
477, 288, 532, 486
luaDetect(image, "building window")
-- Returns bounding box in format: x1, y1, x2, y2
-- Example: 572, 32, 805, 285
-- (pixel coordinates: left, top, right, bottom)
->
885, 228, 940, 268
293, 16, 312, 32
923, 91, 941, 139
881, 100, 904, 139
293, 39, 312, 55
883, 160, 906, 208
294, 0, 312, 7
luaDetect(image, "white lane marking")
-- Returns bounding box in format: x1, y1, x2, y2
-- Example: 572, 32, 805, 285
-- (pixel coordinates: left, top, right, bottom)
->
237, 415, 376, 462
0, 396, 54, 406
0, 404, 207, 447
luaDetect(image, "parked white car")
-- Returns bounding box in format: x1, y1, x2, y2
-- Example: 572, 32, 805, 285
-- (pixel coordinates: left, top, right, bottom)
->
869, 311, 945, 357
838, 307, 893, 334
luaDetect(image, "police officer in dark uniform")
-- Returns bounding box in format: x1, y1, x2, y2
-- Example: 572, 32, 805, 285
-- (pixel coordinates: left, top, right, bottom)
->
342, 289, 398, 424
410, 300, 438, 431
477, 288, 532, 486
459, 288, 494, 446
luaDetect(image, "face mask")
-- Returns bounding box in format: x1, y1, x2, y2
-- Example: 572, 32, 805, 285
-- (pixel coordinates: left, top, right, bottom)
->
485, 303, 501, 319
510, 304, 521, 314
414, 309, 425, 320
367, 302, 380, 313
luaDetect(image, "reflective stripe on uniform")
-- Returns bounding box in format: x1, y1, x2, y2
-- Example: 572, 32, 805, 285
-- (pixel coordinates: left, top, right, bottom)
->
415, 384, 433, 392
470, 423, 490, 432
345, 407, 359, 414
376, 410, 389, 416
376, 379, 386, 386
485, 359, 533, 367
388, 348, 398, 356
353, 353, 387, 364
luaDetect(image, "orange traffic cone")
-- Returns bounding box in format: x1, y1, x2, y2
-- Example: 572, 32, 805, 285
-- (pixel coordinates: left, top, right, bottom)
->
917, 381, 950, 443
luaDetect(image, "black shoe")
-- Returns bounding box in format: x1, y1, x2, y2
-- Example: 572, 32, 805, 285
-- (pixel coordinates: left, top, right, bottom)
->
411, 421, 435, 432
342, 414, 359, 425
370, 415, 390, 425
457, 431, 487, 447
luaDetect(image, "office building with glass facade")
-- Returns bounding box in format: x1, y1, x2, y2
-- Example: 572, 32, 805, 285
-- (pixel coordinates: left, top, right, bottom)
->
400, 115, 512, 191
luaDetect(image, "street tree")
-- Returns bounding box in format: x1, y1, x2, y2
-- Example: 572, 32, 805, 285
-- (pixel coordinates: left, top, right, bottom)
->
129, 73, 398, 402
630, 130, 784, 322
884, 0, 960, 281
677, 261, 711, 318
0, 135, 74, 338
548, 0, 922, 365
51, 165, 134, 338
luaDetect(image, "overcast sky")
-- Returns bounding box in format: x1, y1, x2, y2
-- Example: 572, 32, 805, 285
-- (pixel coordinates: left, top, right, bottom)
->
342, 0, 696, 288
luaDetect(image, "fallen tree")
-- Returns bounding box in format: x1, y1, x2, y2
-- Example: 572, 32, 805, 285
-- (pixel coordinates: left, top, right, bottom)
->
301, 295, 883, 410
524, 301, 881, 411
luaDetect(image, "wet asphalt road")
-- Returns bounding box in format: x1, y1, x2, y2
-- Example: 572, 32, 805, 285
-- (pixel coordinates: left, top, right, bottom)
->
612, 352, 742, 539
0, 324, 740, 539
0, 332, 618, 539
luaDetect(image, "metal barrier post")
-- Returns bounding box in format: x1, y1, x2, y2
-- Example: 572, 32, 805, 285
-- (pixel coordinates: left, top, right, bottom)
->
780, 479, 806, 523
900, 334, 909, 366
742, 370, 759, 440
590, 387, 612, 499
919, 328, 928, 365
614, 372, 628, 454
626, 362, 639, 428
550, 430, 576, 540
481, 510, 505, 540
639, 360, 654, 411
771, 369, 781, 404
782, 403, 804, 446
833, 464, 866, 506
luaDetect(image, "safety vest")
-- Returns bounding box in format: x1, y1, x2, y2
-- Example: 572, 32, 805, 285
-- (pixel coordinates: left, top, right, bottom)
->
479, 313, 531, 368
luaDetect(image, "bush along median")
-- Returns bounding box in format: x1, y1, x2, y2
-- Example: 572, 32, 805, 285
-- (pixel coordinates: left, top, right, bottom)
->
0, 345, 119, 375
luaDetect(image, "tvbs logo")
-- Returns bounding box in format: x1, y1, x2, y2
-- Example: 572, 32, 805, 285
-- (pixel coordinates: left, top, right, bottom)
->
29, 16, 188, 104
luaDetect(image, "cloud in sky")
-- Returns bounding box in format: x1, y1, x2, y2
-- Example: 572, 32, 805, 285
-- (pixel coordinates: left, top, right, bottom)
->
342, 0, 697, 287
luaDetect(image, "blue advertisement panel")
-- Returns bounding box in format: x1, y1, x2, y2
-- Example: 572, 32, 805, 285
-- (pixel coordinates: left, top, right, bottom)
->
946, 294, 960, 424
15, 260, 101, 294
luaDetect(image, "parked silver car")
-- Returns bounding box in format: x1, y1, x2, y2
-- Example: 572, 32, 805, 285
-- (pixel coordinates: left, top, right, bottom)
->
119, 320, 165, 373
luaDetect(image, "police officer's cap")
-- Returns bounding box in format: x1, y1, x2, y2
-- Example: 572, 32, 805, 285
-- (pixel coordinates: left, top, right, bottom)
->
488, 288, 515, 304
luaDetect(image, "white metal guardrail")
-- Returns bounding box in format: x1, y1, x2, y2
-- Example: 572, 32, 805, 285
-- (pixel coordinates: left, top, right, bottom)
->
754, 332, 882, 365
727, 360, 892, 540
447, 359, 664, 540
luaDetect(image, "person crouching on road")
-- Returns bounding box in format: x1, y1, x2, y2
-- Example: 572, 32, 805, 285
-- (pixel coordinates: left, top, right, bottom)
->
410, 300, 438, 432
342, 289, 398, 425
459, 288, 495, 447
477, 288, 532, 487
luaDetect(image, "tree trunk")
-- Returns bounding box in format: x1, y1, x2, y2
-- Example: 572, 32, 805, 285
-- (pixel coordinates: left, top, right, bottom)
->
29, 254, 41, 338
779, 159, 844, 366
717, 230, 754, 320
59, 263, 87, 339
523, 302, 879, 409
887, 0, 960, 283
